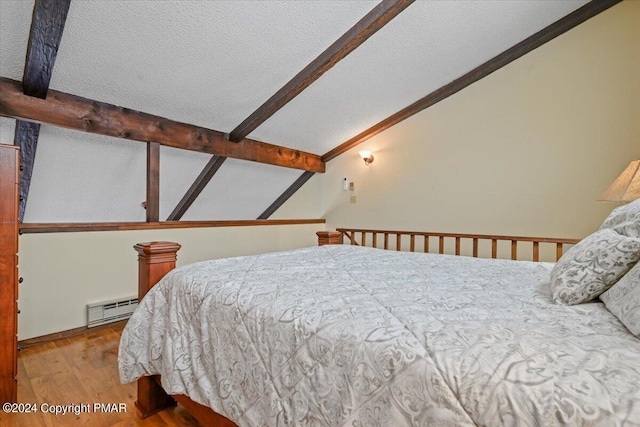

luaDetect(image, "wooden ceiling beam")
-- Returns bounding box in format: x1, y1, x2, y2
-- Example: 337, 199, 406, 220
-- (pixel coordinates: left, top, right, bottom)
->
13, 0, 71, 222
146, 142, 160, 222
0, 77, 325, 173
322, 0, 622, 162
258, 171, 315, 219
21, 0, 71, 98
228, 0, 415, 143
166, 155, 227, 221
13, 121, 40, 221
180, 0, 413, 223
233, 0, 414, 220
259, 0, 621, 219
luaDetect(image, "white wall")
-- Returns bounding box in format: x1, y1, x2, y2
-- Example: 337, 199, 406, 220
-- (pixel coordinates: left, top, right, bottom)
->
18, 224, 320, 339
15, 2, 640, 340
276, 1, 640, 240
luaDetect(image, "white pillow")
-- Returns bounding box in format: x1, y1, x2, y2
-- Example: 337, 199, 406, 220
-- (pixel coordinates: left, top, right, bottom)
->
599, 198, 640, 238
600, 261, 640, 336
551, 229, 640, 305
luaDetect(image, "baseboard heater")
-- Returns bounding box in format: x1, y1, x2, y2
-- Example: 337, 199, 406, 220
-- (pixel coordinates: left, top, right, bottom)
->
87, 296, 138, 327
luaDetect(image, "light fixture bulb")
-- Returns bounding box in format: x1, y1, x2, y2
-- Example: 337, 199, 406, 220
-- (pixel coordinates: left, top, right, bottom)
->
359, 150, 374, 165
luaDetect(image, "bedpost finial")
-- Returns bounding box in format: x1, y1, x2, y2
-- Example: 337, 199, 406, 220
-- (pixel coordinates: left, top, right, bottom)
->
134, 241, 181, 256
316, 231, 342, 246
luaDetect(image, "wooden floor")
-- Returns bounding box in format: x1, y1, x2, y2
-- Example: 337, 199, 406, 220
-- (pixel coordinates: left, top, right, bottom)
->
0, 322, 200, 427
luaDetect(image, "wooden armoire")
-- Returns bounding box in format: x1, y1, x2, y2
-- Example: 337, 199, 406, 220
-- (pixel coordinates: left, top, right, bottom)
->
0, 143, 19, 404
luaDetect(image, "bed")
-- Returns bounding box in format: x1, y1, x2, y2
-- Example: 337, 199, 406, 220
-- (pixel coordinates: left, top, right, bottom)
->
119, 213, 640, 426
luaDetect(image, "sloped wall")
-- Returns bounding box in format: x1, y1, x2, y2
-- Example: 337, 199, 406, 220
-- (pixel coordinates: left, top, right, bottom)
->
11, 1, 640, 340
276, 1, 640, 239
18, 224, 319, 339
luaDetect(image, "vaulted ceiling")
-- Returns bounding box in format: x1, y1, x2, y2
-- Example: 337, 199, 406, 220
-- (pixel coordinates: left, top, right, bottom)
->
0, 0, 601, 222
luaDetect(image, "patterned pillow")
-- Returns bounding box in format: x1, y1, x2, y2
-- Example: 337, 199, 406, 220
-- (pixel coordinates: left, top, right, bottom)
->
599, 198, 640, 238
600, 261, 640, 336
551, 229, 640, 305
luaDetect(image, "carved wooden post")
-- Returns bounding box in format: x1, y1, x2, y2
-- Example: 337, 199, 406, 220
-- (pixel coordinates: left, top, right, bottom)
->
133, 241, 181, 418
134, 241, 181, 298
316, 231, 342, 246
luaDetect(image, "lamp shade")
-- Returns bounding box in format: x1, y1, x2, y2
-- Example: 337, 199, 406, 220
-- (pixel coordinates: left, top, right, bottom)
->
598, 160, 640, 203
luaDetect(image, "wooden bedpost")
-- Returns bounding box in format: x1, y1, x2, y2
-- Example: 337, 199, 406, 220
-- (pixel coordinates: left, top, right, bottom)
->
133, 241, 181, 418
316, 231, 342, 246
134, 241, 181, 298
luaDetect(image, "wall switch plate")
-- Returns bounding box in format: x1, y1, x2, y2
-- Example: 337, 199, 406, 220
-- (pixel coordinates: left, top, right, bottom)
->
350, 195, 357, 204
349, 181, 355, 191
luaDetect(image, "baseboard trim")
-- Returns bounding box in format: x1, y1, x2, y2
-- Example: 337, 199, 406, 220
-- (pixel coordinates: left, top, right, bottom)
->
18, 319, 128, 349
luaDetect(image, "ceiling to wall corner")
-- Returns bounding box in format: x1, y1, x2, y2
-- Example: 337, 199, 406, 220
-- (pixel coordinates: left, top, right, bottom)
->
0, 0, 589, 222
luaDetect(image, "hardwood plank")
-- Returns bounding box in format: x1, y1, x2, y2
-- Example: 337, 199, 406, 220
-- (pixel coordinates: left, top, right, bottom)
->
55, 328, 120, 374
14, 0, 71, 223
18, 320, 128, 349
16, 357, 37, 403
257, 171, 315, 219
19, 218, 325, 233
20, 342, 69, 379
146, 142, 160, 222
33, 373, 83, 424
4, 324, 200, 427
228, 0, 415, 142
322, 0, 622, 162
31, 371, 112, 426
167, 155, 227, 221
78, 365, 129, 425
12, 357, 43, 427
0, 78, 325, 173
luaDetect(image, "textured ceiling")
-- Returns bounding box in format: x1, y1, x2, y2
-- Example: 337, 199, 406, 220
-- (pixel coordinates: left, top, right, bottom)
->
0, 0, 588, 222
251, 0, 589, 153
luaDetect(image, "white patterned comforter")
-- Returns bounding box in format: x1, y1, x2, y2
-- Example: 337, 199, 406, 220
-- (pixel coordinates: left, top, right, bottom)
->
119, 245, 640, 426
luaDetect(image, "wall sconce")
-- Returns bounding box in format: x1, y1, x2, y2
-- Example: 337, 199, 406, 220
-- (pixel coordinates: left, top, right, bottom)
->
359, 150, 374, 166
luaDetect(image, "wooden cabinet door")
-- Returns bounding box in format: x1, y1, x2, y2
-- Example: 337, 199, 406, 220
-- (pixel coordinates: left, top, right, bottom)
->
0, 144, 19, 404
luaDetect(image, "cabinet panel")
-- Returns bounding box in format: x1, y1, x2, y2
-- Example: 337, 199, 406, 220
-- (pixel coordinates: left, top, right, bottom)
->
13, 334, 17, 377
0, 144, 19, 404
14, 256, 19, 301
